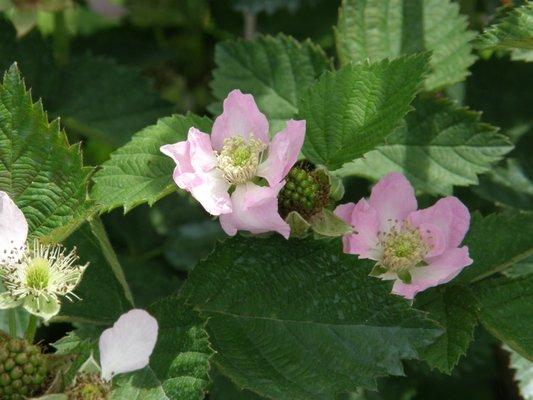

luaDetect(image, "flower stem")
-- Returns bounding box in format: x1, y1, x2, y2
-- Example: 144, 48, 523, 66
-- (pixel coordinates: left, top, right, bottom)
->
7, 309, 17, 337
25, 314, 38, 343
53, 11, 70, 65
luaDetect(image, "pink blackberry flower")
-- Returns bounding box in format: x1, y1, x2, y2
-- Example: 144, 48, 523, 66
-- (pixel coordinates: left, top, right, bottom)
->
335, 172, 473, 299
161, 89, 306, 238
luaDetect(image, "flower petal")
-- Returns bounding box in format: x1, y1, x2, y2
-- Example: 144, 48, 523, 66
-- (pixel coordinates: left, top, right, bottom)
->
0, 191, 28, 264
161, 133, 232, 216
99, 309, 159, 381
418, 223, 446, 258
336, 199, 380, 259
408, 196, 470, 249
23, 295, 60, 322
219, 182, 290, 238
369, 172, 417, 231
211, 90, 269, 151
187, 128, 218, 172
257, 120, 306, 186
391, 246, 473, 299
0, 292, 22, 309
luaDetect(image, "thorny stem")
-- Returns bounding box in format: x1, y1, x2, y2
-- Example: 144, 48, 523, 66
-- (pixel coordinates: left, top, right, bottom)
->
25, 314, 38, 343
243, 11, 256, 40
7, 309, 17, 338
53, 11, 70, 65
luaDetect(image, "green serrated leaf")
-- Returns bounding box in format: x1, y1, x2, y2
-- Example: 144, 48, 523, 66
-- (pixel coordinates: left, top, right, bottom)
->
416, 286, 480, 374
112, 295, 213, 400
210, 33, 331, 130
300, 54, 428, 170
91, 113, 211, 213
210, 369, 265, 400
336, 96, 513, 195
457, 211, 533, 283
335, 0, 477, 90
0, 63, 90, 241
182, 237, 441, 400
475, 2, 533, 56
473, 274, 533, 360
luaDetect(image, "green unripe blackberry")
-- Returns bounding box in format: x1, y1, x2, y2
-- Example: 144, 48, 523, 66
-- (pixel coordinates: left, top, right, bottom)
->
279, 162, 331, 218
0, 338, 49, 399
66, 373, 111, 400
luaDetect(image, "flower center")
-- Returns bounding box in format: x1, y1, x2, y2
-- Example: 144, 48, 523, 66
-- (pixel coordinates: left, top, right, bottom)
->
379, 223, 428, 273
25, 257, 51, 290
217, 136, 265, 184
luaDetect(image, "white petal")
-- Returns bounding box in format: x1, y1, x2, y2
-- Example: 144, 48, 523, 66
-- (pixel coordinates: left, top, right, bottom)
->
99, 309, 158, 381
0, 191, 28, 264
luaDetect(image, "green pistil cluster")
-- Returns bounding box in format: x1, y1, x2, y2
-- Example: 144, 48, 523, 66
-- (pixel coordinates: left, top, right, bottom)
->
66, 373, 111, 400
376, 222, 429, 283
279, 164, 330, 218
25, 258, 50, 290
0, 338, 48, 399
217, 136, 265, 184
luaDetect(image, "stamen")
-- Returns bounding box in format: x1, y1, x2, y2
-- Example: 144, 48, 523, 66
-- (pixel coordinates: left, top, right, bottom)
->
217, 136, 266, 184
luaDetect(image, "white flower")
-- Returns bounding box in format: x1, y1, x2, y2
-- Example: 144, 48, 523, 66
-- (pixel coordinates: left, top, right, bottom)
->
98, 309, 159, 381
0, 191, 87, 321
0, 191, 27, 266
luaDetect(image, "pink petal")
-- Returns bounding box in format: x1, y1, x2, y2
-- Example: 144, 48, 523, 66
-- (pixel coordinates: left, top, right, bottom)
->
87, 0, 127, 20
187, 128, 217, 172
257, 120, 306, 186
0, 192, 28, 264
408, 196, 470, 249
219, 182, 290, 238
160, 141, 194, 177
336, 199, 380, 259
161, 131, 232, 216
369, 172, 417, 231
391, 246, 473, 299
99, 309, 159, 381
334, 202, 355, 225
177, 170, 232, 216
211, 90, 269, 151
418, 223, 446, 258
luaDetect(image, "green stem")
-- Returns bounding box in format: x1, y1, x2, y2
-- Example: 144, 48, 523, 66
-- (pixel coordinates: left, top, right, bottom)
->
7, 309, 17, 338
25, 315, 38, 343
53, 11, 70, 65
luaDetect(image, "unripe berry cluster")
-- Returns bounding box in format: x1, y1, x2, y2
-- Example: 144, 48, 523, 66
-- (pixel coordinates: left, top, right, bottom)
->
0, 338, 48, 399
279, 163, 330, 218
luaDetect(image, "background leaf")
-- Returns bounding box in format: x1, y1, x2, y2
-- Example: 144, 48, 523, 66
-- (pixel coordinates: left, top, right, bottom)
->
210, 34, 330, 131
474, 2, 533, 61
457, 211, 533, 283
334, 0, 476, 90
300, 54, 428, 170
336, 97, 513, 195
473, 274, 533, 360
182, 237, 441, 400
416, 286, 480, 374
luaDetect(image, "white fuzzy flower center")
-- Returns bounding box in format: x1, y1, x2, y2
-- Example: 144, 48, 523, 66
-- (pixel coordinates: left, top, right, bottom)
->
378, 222, 429, 273
217, 136, 266, 184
